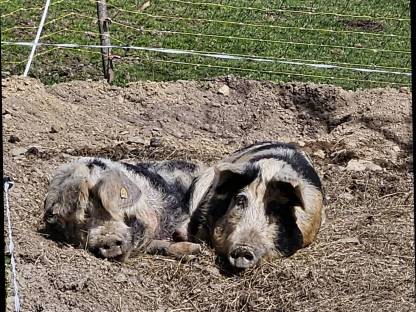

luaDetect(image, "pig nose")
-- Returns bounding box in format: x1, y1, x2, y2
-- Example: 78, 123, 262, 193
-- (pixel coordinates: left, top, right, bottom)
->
228, 246, 257, 269
99, 240, 124, 259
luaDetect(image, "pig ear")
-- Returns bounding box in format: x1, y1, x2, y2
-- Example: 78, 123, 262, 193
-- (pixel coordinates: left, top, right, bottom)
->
212, 162, 256, 194
273, 205, 303, 257
265, 179, 304, 257
266, 179, 304, 209
92, 169, 141, 220
44, 174, 90, 224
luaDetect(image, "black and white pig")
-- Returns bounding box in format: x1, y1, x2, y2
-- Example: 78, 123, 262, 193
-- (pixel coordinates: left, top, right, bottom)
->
43, 157, 205, 261
187, 141, 325, 269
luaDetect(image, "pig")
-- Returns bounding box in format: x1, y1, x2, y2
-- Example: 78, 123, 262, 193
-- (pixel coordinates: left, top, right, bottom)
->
43, 157, 204, 261
187, 141, 325, 269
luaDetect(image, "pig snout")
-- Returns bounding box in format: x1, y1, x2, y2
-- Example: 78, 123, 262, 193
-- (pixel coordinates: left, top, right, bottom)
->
228, 245, 258, 269
98, 238, 125, 259
89, 231, 132, 261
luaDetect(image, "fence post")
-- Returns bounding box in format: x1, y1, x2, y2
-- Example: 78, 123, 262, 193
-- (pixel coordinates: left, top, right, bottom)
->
96, 0, 114, 83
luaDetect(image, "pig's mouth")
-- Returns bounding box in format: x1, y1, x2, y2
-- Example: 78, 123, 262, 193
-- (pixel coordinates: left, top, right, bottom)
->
89, 243, 133, 262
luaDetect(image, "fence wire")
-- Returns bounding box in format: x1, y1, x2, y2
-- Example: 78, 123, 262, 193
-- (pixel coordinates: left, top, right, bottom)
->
4, 178, 20, 312
0, 0, 411, 89
23, 0, 51, 76
166, 0, 411, 21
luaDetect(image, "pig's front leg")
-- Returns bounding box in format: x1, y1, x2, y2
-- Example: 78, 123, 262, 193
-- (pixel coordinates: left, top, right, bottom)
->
145, 239, 201, 259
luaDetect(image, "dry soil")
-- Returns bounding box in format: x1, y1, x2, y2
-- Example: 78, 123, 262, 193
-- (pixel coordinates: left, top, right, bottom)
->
2, 76, 414, 312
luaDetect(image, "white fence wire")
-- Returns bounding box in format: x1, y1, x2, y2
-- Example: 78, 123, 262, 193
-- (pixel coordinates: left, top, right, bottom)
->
2, 41, 411, 77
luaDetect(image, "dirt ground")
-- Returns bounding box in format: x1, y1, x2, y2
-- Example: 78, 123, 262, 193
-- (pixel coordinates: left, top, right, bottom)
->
2, 75, 414, 312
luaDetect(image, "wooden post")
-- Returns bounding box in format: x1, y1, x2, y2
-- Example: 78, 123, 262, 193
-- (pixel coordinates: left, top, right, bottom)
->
96, 0, 114, 83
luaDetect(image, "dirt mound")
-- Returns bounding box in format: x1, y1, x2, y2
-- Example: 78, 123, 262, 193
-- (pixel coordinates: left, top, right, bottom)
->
3, 76, 413, 311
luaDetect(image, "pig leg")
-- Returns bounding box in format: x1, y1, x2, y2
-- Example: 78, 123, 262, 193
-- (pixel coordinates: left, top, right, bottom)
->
145, 240, 201, 258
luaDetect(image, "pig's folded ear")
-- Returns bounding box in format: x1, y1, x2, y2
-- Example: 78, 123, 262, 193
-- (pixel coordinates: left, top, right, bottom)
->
92, 169, 141, 220
265, 179, 304, 256
273, 206, 303, 257
212, 162, 257, 194
266, 179, 304, 209
265, 171, 324, 255
44, 164, 91, 225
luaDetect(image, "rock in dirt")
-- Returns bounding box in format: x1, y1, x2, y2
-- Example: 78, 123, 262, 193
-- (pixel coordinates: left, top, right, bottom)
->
11, 145, 45, 157
114, 274, 128, 283
149, 138, 162, 147
126, 136, 147, 145
345, 159, 382, 172
11, 147, 28, 157
26, 146, 41, 156
330, 149, 357, 164
313, 149, 326, 159
392, 145, 400, 152
338, 192, 354, 201
217, 85, 230, 96
337, 237, 361, 244
8, 135, 20, 143
50, 126, 59, 134
6, 296, 15, 308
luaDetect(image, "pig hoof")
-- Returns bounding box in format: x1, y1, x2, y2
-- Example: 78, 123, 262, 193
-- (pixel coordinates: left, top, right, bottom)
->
168, 242, 202, 257
145, 239, 171, 255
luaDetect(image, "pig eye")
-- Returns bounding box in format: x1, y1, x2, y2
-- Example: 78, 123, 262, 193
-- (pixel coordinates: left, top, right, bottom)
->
235, 194, 247, 209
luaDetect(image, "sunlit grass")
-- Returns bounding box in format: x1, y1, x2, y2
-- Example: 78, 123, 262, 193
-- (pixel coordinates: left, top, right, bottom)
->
0, 0, 411, 89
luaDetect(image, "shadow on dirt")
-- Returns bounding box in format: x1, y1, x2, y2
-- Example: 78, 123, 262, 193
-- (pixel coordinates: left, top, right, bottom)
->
358, 116, 413, 150
61, 142, 220, 163
289, 84, 346, 133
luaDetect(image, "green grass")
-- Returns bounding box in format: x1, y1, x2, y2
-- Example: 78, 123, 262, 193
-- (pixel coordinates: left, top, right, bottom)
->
0, 0, 411, 89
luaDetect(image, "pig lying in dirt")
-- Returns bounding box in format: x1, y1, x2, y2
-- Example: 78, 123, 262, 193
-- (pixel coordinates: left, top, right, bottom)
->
187, 141, 325, 269
44, 157, 204, 261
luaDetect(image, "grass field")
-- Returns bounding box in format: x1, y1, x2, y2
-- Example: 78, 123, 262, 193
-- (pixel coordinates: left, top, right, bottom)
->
0, 0, 411, 89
